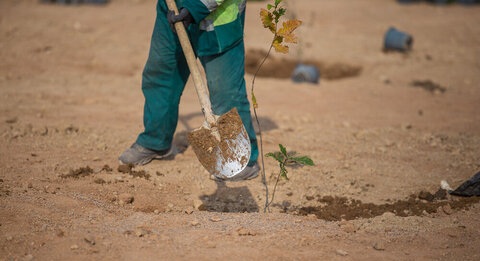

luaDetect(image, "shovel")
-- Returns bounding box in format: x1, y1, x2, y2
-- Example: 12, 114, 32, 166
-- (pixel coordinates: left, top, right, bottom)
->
165, 0, 251, 179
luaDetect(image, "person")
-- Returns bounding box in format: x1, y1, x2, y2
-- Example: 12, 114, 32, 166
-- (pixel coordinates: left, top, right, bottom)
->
119, 0, 259, 181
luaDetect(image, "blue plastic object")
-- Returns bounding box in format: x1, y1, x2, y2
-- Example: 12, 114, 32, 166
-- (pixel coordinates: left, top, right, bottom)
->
457, 0, 478, 4
291, 64, 320, 84
384, 27, 413, 52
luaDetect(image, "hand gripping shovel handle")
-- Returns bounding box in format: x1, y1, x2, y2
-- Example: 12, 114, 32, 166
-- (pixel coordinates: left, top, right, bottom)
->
165, 0, 217, 128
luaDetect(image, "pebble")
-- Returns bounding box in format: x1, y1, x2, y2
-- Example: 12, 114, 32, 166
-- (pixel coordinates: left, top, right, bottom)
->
422, 210, 429, 217
236, 227, 256, 236
70, 244, 79, 250
118, 193, 134, 205
193, 199, 205, 211
209, 217, 222, 222
381, 211, 396, 221
339, 221, 356, 233
373, 241, 386, 251
84, 235, 96, 245
336, 249, 348, 256
55, 229, 65, 237
190, 220, 200, 226
135, 228, 148, 237
442, 204, 453, 215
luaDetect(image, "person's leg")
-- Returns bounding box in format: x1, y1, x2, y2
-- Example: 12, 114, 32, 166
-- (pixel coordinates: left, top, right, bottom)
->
120, 1, 189, 165
136, 1, 190, 151
200, 41, 259, 166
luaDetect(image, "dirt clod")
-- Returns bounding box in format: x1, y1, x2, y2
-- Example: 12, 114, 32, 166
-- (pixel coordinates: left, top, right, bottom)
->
101, 165, 113, 172
418, 190, 435, 202
411, 79, 446, 94
60, 166, 94, 179
94, 178, 106, 184
117, 164, 133, 174
117, 164, 151, 180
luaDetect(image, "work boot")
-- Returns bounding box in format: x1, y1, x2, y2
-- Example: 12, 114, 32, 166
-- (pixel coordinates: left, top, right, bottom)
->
213, 162, 260, 182
119, 143, 173, 166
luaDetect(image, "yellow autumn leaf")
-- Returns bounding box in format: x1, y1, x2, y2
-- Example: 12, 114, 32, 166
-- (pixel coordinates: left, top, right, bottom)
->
277, 19, 302, 44
252, 92, 258, 109
260, 8, 276, 33
273, 37, 289, 54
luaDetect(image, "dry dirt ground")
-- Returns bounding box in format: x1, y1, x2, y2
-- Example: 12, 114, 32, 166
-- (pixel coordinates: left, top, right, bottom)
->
1, 0, 480, 260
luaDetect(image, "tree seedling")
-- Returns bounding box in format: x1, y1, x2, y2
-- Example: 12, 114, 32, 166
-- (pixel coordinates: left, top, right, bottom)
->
265, 144, 314, 209
250, 0, 314, 212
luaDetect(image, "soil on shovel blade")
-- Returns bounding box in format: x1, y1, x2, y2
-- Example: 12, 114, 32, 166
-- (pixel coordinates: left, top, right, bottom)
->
188, 108, 249, 176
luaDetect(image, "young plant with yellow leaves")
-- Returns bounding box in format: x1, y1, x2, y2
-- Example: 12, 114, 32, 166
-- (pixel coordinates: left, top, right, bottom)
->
261, 1, 302, 54
250, 0, 313, 212
251, 0, 302, 109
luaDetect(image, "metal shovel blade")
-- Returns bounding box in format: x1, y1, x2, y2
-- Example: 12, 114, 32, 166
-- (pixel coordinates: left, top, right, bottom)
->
188, 108, 251, 179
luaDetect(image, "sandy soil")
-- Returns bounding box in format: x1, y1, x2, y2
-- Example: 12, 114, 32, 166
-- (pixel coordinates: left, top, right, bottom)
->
1, 0, 480, 260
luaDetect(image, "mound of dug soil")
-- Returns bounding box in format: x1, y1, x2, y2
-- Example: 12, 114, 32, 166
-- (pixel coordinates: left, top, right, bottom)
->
245, 48, 362, 80
294, 190, 480, 221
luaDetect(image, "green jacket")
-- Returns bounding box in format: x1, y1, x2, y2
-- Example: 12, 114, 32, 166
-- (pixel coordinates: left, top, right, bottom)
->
181, 0, 246, 57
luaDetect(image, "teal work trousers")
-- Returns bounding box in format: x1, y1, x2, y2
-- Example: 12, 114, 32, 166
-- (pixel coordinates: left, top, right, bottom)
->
136, 1, 258, 165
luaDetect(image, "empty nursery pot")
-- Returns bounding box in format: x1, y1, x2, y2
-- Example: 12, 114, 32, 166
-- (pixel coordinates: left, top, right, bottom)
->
291, 64, 320, 84
384, 27, 413, 52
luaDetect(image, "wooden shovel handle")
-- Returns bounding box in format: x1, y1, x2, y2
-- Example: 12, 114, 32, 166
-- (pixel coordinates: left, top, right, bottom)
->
165, 0, 216, 127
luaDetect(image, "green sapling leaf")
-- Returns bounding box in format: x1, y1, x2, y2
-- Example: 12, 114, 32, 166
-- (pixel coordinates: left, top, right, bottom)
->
265, 152, 284, 163
279, 144, 287, 157
291, 156, 315, 166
